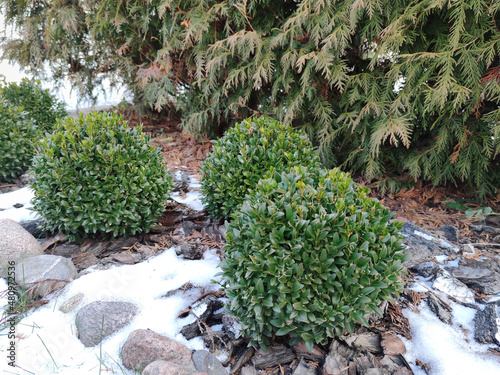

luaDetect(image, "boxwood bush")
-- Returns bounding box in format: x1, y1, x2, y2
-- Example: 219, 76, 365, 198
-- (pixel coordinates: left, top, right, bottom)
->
221, 166, 407, 350
0, 101, 37, 181
0, 78, 67, 134
200, 117, 321, 219
30, 111, 173, 241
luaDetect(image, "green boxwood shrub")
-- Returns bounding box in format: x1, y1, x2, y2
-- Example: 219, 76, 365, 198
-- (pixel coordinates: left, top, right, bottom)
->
0, 78, 67, 134
221, 166, 407, 350
200, 117, 322, 219
30, 111, 173, 241
0, 100, 37, 181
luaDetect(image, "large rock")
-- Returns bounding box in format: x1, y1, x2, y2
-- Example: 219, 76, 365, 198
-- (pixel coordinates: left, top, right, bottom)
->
142, 359, 197, 375
121, 329, 192, 371
192, 350, 228, 375
15, 254, 78, 297
0, 218, 44, 278
76, 301, 137, 347
474, 303, 500, 345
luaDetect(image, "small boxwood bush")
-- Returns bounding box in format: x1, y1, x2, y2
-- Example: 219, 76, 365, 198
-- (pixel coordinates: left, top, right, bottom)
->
200, 117, 322, 219
0, 78, 67, 134
221, 166, 407, 350
31, 111, 173, 241
0, 101, 37, 181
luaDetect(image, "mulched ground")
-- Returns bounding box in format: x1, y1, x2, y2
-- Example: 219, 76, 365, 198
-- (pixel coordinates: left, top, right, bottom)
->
2, 109, 499, 374
130, 111, 500, 245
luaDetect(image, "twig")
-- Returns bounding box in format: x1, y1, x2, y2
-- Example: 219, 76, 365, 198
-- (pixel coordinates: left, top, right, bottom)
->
177, 290, 225, 317
411, 279, 453, 311
189, 309, 229, 350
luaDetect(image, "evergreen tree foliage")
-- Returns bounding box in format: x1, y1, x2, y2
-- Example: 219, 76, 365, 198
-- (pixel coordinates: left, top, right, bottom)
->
2, 0, 499, 196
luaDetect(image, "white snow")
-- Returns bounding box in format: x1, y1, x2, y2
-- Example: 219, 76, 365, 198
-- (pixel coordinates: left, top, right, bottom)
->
0, 176, 223, 374
0, 187, 38, 222
0, 248, 221, 374
2, 176, 500, 374
171, 177, 205, 212
403, 302, 500, 375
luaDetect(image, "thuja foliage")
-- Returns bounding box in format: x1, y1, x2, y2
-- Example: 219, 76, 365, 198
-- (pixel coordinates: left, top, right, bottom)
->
200, 117, 321, 219
31, 111, 173, 241
0, 101, 36, 181
0, 79, 67, 134
3, 0, 500, 196
221, 166, 407, 350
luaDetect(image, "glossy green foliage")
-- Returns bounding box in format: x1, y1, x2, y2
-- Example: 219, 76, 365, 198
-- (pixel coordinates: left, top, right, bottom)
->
0, 78, 67, 134
200, 117, 322, 219
221, 166, 407, 350
30, 111, 173, 241
0, 101, 36, 181
4, 0, 499, 196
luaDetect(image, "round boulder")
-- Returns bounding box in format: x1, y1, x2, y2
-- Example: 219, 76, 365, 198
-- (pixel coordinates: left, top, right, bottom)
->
192, 350, 228, 375
0, 218, 43, 278
15, 254, 78, 297
142, 359, 197, 375
121, 329, 192, 371
76, 301, 137, 347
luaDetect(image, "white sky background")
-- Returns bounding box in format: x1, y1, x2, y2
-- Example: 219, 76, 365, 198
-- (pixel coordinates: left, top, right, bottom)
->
0, 13, 129, 110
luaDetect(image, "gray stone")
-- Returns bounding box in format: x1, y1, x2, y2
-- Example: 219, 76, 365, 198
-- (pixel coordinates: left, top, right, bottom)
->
432, 271, 475, 305
292, 358, 317, 375
427, 293, 452, 325
59, 293, 84, 314
450, 259, 500, 295
176, 242, 203, 260
436, 225, 459, 242
76, 301, 137, 347
0, 218, 44, 278
142, 359, 197, 375
192, 350, 228, 375
121, 329, 192, 371
15, 254, 78, 297
474, 303, 500, 345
